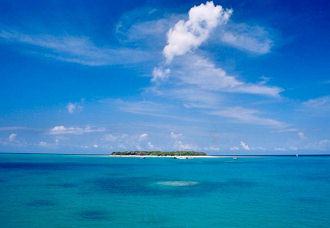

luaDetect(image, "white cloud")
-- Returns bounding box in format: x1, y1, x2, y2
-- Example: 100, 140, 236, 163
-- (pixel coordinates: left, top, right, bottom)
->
172, 55, 282, 97
139, 133, 148, 140
49, 125, 105, 135
230, 146, 239, 151
152, 67, 170, 82
8, 133, 17, 142
170, 132, 183, 139
39, 141, 47, 146
219, 23, 272, 54
174, 140, 193, 150
114, 99, 196, 121
0, 30, 152, 66
153, 2, 281, 97
303, 96, 330, 109
209, 106, 287, 129
167, 87, 222, 108
163, 1, 232, 62
67, 103, 76, 114
0, 126, 27, 131
302, 96, 330, 116
103, 134, 118, 141
147, 141, 154, 149
240, 141, 250, 150
203, 146, 220, 151
319, 139, 330, 149
298, 132, 306, 139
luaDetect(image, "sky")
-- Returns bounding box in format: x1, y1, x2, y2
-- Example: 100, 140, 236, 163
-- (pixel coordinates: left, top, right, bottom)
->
0, 0, 329, 154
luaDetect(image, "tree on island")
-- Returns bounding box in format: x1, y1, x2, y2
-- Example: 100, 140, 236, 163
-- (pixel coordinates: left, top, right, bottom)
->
111, 151, 206, 156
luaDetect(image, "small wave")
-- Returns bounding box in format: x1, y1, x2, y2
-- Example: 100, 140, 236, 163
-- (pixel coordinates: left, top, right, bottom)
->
157, 181, 199, 186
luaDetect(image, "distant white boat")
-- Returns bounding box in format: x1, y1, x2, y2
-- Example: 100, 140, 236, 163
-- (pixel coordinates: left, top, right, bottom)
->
296, 153, 299, 158
233, 156, 238, 160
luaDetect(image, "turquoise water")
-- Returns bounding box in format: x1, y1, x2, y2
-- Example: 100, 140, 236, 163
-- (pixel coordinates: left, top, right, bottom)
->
0, 154, 330, 228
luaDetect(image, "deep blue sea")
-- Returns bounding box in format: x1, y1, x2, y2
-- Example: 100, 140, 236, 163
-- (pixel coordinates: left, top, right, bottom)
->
0, 154, 329, 228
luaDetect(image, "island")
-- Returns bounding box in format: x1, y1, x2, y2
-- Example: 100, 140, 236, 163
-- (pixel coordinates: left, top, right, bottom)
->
110, 151, 207, 157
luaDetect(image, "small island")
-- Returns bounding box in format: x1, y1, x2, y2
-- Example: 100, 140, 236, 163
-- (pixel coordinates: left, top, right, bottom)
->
111, 151, 207, 157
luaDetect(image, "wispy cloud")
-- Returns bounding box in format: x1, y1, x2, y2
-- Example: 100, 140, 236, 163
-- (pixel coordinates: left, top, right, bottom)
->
240, 141, 250, 150
302, 95, 330, 115
67, 103, 76, 114
0, 126, 27, 131
209, 106, 287, 128
218, 23, 273, 54
66, 102, 83, 114
303, 96, 330, 108
170, 131, 183, 139
139, 133, 148, 140
8, 133, 17, 142
169, 54, 282, 97
116, 100, 171, 117
297, 131, 306, 139
114, 99, 199, 121
49, 125, 105, 135
162, 87, 222, 109
0, 30, 152, 66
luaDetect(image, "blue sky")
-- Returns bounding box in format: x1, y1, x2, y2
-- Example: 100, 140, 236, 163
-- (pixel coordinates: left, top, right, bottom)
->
0, 0, 329, 154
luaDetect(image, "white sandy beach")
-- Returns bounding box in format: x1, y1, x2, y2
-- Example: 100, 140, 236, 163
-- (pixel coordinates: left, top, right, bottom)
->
109, 155, 226, 158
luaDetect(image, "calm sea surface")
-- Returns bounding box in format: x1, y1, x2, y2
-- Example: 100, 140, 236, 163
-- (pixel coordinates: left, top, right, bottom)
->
0, 154, 329, 228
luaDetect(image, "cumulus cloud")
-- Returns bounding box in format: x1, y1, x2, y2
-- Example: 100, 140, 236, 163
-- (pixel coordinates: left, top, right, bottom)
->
163, 1, 232, 62
240, 141, 250, 150
8, 133, 17, 142
49, 125, 105, 135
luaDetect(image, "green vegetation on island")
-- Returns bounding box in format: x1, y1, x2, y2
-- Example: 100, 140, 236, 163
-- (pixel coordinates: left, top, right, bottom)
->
111, 151, 207, 156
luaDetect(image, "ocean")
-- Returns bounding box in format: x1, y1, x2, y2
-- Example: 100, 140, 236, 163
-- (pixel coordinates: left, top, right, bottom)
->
0, 154, 329, 227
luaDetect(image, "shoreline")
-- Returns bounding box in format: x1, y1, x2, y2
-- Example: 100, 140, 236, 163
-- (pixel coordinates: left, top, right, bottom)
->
109, 155, 231, 158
